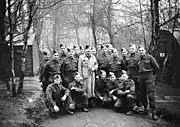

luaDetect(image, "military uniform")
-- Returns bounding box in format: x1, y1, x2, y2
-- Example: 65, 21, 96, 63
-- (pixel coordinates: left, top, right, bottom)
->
74, 53, 80, 60
126, 53, 141, 106
61, 56, 78, 88
109, 56, 124, 78
95, 77, 108, 104
69, 81, 88, 110
45, 82, 73, 114
137, 54, 159, 113
59, 52, 67, 64
105, 79, 119, 106
39, 58, 50, 92
39, 58, 49, 82
97, 53, 110, 74
41, 59, 61, 92
113, 79, 136, 112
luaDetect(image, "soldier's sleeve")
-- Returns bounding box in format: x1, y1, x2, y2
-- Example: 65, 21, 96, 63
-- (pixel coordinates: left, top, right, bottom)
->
149, 55, 160, 74
61, 85, 70, 96
68, 81, 75, 89
129, 80, 135, 94
60, 59, 65, 80
95, 80, 101, 97
45, 86, 56, 106
42, 61, 50, 76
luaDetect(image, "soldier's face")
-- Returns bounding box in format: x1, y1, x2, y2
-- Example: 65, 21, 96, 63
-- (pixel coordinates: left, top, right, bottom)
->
102, 47, 107, 53
139, 48, 146, 56
113, 50, 118, 56
122, 51, 127, 56
54, 75, 61, 84
61, 46, 66, 52
110, 76, 116, 82
85, 48, 91, 56
101, 72, 106, 79
68, 49, 74, 57
44, 53, 50, 59
129, 47, 136, 53
91, 48, 96, 55
53, 53, 59, 60
119, 74, 128, 81
74, 48, 80, 54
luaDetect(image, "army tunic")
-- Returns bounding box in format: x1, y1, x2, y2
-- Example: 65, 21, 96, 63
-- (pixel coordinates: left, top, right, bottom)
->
97, 53, 110, 74
114, 79, 136, 109
126, 53, 140, 106
126, 53, 140, 78
45, 83, 71, 113
61, 56, 78, 88
137, 54, 159, 111
42, 59, 61, 92
95, 78, 108, 101
59, 52, 67, 64
109, 56, 124, 78
69, 81, 88, 108
39, 58, 50, 82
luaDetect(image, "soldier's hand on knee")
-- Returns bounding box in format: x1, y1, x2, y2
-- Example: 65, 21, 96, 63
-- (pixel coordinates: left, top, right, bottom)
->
99, 96, 103, 100
112, 95, 118, 101
54, 105, 59, 112
109, 90, 114, 95
61, 95, 67, 101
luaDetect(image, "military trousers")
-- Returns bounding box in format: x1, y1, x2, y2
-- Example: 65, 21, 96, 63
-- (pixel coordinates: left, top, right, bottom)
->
138, 72, 156, 111
45, 95, 74, 113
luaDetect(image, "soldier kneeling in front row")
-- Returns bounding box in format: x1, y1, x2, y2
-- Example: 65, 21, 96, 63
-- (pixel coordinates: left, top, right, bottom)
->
69, 73, 89, 112
45, 74, 74, 117
112, 72, 137, 115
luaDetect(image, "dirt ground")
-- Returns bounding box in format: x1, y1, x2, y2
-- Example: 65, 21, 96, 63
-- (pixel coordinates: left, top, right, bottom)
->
0, 77, 42, 127
0, 77, 180, 127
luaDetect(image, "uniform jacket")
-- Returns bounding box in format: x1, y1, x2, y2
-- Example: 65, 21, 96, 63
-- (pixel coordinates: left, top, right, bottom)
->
43, 59, 61, 76
69, 81, 85, 94
138, 54, 159, 74
97, 53, 109, 70
117, 79, 135, 94
45, 83, 70, 106
95, 78, 108, 97
109, 56, 124, 72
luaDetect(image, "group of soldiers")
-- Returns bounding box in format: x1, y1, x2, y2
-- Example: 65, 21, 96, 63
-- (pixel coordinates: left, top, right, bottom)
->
39, 43, 159, 120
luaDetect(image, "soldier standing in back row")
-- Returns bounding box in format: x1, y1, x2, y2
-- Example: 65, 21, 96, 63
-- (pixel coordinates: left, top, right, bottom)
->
137, 46, 159, 120
126, 44, 141, 108
109, 48, 124, 78
39, 51, 50, 90
61, 48, 78, 88
97, 45, 110, 75
121, 47, 128, 71
41, 51, 61, 93
59, 44, 67, 64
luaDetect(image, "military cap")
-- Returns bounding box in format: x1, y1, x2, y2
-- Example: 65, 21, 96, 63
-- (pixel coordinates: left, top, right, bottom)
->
85, 45, 90, 50
53, 50, 57, 54
75, 72, 83, 80
109, 72, 116, 78
43, 51, 47, 55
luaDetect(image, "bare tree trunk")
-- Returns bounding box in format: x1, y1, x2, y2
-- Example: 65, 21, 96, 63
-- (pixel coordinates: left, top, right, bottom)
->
75, 28, 80, 46
8, 0, 16, 96
139, 0, 147, 49
53, 23, 56, 50
150, 0, 159, 55
0, 0, 5, 43
107, 0, 113, 46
